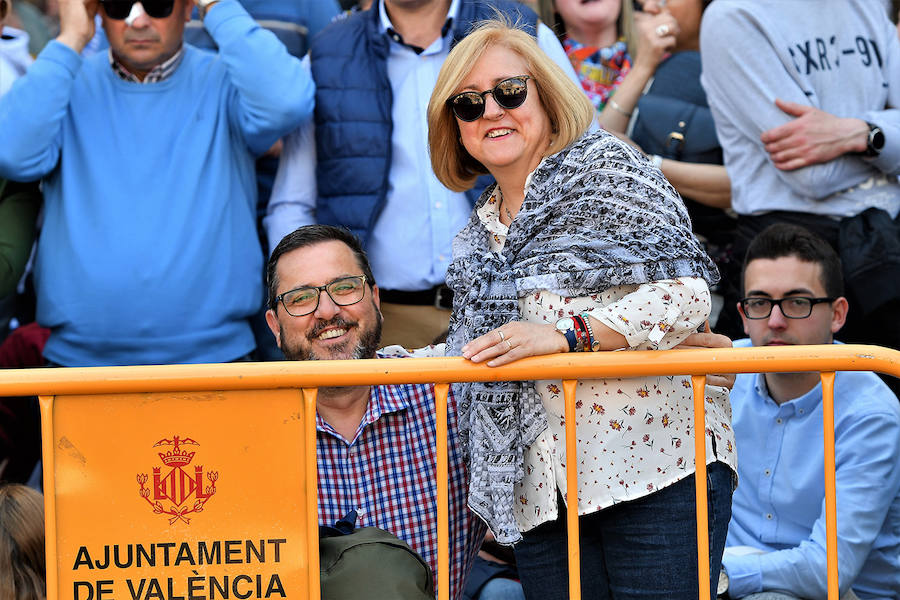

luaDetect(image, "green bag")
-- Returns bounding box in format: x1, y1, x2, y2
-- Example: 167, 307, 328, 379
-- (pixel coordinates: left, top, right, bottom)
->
319, 511, 435, 600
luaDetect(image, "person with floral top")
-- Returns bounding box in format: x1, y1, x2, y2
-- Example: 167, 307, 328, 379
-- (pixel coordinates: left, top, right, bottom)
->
427, 19, 736, 599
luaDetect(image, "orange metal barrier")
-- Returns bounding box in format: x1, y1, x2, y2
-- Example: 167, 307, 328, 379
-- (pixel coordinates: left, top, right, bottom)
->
2, 343, 899, 600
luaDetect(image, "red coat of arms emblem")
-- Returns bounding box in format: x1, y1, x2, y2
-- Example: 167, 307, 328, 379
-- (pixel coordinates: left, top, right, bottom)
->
136, 435, 218, 524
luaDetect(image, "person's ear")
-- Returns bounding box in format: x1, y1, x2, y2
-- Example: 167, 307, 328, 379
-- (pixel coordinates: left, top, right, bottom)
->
737, 301, 751, 336
371, 284, 380, 311
0, 0, 8, 23
830, 296, 849, 335
265, 308, 282, 348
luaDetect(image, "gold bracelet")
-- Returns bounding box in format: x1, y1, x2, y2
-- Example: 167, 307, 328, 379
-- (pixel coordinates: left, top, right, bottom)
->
608, 99, 632, 118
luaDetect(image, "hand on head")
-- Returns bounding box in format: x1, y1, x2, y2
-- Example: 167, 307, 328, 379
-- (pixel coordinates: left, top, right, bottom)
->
56, 0, 99, 52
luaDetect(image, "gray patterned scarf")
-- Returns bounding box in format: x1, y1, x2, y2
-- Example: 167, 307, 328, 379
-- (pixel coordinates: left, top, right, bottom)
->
445, 131, 719, 543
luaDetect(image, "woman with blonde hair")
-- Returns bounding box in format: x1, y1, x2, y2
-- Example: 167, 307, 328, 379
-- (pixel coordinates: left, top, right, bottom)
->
0, 484, 45, 600
428, 19, 736, 599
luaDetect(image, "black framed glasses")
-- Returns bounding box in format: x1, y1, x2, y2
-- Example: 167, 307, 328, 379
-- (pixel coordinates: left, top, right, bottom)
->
275, 275, 368, 317
101, 0, 176, 20
447, 75, 532, 122
740, 296, 836, 320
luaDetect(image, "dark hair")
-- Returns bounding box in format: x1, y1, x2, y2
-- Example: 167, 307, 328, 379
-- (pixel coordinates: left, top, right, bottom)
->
742, 223, 844, 297
266, 225, 376, 311
0, 484, 45, 600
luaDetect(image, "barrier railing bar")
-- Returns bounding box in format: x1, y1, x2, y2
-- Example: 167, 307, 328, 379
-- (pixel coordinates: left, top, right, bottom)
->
434, 383, 451, 600
691, 375, 711, 600
563, 379, 581, 600
1, 346, 897, 397
821, 372, 838, 600
10, 345, 899, 599
301, 388, 320, 600
39, 395, 58, 600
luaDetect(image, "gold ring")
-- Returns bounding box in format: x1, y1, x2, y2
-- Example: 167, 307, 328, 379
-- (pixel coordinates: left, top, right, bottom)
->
505, 340, 512, 352
498, 330, 505, 342
656, 24, 670, 37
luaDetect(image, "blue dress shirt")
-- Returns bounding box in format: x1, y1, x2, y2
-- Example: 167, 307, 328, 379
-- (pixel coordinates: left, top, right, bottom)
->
266, 0, 582, 290
725, 339, 900, 600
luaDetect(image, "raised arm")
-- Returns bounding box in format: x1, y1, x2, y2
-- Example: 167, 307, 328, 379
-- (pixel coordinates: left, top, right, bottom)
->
598, 9, 678, 133
0, 0, 97, 179
203, 0, 314, 155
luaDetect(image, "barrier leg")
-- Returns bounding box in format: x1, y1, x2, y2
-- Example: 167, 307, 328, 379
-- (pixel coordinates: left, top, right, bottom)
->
820, 372, 838, 600
563, 379, 581, 600
434, 383, 451, 600
691, 376, 710, 600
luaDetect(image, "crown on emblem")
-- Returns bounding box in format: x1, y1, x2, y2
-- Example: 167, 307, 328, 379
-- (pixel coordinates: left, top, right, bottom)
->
158, 449, 195, 467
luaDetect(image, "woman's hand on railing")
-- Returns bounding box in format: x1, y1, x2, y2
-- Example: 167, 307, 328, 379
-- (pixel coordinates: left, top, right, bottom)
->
675, 330, 736, 389
462, 321, 569, 367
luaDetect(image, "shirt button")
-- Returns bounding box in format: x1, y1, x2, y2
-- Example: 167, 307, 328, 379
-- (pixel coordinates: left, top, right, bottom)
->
764, 469, 771, 476
798, 409, 804, 414
766, 513, 773, 520
776, 418, 783, 424
438, 254, 446, 261
435, 201, 442, 209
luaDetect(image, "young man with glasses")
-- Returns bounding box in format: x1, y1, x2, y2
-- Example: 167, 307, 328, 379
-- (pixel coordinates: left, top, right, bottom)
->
718, 223, 900, 600
0, 0, 312, 367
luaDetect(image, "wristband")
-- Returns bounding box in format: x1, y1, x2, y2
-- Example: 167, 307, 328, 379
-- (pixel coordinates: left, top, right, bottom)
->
572, 314, 590, 352
580, 312, 601, 352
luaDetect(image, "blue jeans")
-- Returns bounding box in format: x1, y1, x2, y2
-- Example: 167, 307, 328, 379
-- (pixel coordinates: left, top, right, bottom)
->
477, 578, 526, 600
513, 461, 733, 600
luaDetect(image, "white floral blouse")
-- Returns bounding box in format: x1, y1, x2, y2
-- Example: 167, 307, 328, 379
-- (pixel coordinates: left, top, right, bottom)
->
477, 194, 738, 534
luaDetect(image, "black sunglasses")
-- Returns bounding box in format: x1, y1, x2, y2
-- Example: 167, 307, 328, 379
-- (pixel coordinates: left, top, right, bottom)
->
447, 75, 532, 122
101, 0, 176, 20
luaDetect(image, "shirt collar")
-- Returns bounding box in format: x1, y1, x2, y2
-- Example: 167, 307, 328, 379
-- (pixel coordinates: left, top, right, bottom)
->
753, 340, 844, 415
378, 0, 458, 53
109, 45, 185, 84
315, 352, 414, 442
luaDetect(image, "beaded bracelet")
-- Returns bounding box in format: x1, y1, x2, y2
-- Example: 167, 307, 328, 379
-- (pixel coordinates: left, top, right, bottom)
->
580, 312, 601, 352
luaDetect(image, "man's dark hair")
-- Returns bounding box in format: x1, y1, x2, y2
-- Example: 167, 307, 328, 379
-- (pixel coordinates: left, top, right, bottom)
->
267, 225, 376, 311
742, 223, 844, 297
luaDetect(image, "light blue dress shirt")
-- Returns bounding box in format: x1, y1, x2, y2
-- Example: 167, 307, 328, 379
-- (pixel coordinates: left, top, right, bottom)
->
725, 339, 900, 600
266, 0, 582, 291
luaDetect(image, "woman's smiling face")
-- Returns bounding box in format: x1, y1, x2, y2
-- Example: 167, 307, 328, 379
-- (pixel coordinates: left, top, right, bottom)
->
454, 45, 553, 183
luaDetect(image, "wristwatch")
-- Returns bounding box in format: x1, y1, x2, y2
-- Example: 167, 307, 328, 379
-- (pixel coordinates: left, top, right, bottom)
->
717, 568, 730, 598
196, 0, 218, 19
863, 122, 885, 157
555, 317, 582, 352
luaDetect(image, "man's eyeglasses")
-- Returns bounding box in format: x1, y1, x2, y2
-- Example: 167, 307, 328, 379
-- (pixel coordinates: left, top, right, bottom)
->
275, 275, 368, 317
101, 0, 176, 20
739, 296, 836, 320
447, 76, 532, 122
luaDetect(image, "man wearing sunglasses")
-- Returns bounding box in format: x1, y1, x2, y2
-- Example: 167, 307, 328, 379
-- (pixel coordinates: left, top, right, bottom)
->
266, 0, 581, 351
718, 224, 900, 600
0, 0, 313, 367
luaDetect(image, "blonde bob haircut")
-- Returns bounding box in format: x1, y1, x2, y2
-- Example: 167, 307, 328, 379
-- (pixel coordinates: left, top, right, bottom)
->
428, 18, 595, 192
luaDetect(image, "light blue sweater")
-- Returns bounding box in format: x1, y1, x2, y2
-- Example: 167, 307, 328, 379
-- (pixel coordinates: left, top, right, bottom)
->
0, 0, 314, 365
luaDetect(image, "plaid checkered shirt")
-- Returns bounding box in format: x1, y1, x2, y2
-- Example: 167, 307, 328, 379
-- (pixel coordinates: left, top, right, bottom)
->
316, 348, 485, 600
